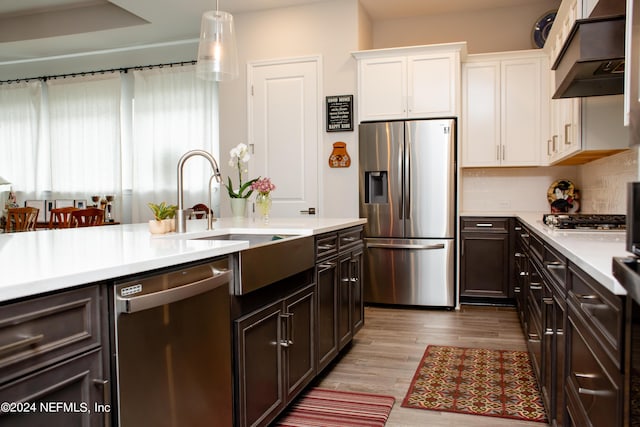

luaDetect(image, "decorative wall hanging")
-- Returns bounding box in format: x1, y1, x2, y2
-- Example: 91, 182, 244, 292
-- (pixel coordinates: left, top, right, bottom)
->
326, 95, 353, 132
329, 142, 351, 168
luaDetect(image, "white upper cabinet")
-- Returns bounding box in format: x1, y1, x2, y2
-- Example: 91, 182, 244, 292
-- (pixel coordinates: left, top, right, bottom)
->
353, 43, 467, 122
461, 50, 549, 167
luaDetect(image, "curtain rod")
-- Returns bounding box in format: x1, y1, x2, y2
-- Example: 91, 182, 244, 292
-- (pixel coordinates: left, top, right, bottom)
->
0, 60, 197, 85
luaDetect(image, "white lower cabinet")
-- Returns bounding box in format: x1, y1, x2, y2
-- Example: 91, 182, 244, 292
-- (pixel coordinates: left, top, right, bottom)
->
462, 50, 549, 167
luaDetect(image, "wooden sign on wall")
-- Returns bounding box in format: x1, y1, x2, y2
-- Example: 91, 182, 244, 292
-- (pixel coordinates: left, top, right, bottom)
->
326, 95, 353, 132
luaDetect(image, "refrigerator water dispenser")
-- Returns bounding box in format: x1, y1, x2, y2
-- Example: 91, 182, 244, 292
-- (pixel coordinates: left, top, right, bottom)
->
365, 171, 388, 204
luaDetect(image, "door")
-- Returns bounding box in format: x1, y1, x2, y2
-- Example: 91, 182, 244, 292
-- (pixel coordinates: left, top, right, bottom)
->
364, 238, 455, 307
359, 121, 404, 238
405, 120, 455, 239
249, 57, 320, 217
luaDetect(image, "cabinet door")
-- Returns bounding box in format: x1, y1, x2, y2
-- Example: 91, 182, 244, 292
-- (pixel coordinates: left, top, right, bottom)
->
337, 254, 353, 350
350, 249, 364, 334
358, 56, 407, 121
283, 284, 316, 402
460, 232, 510, 299
316, 258, 338, 372
235, 300, 285, 427
0, 348, 108, 427
501, 58, 545, 166
408, 53, 457, 118
461, 61, 501, 167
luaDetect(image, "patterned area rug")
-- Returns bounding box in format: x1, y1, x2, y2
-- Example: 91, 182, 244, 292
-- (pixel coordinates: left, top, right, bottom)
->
402, 345, 547, 423
276, 388, 395, 427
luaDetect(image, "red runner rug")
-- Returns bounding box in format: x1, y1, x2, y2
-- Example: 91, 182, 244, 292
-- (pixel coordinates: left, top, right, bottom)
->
276, 388, 395, 427
402, 345, 547, 423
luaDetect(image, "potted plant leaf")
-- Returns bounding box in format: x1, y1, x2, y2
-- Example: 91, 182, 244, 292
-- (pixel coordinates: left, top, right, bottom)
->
147, 202, 178, 234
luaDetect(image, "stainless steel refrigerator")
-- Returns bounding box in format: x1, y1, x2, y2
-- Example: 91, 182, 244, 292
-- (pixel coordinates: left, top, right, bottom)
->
359, 119, 456, 307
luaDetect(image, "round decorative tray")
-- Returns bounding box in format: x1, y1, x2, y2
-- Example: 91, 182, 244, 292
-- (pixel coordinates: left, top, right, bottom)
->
532, 10, 557, 49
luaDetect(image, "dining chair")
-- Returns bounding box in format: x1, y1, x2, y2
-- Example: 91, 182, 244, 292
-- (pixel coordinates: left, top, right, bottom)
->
71, 208, 105, 227
48, 207, 79, 229
5, 207, 39, 232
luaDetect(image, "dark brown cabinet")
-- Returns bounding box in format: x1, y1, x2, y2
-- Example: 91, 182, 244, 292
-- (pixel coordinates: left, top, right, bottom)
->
316, 226, 364, 371
0, 285, 110, 427
565, 264, 624, 427
460, 217, 511, 301
234, 283, 316, 427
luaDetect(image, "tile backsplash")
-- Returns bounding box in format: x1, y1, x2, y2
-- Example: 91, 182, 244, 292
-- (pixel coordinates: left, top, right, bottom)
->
461, 147, 639, 214
577, 147, 638, 214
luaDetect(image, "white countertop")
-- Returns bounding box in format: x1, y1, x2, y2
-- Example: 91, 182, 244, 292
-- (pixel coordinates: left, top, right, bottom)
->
0, 217, 366, 303
461, 212, 629, 295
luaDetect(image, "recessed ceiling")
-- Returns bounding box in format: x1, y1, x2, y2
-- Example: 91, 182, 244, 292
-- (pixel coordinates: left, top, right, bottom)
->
0, 0, 553, 78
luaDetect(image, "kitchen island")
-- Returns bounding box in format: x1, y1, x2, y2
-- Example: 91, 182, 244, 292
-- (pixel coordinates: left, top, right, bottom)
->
0, 217, 366, 427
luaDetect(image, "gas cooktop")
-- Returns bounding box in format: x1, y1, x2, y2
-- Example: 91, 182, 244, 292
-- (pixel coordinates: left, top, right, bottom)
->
543, 213, 626, 230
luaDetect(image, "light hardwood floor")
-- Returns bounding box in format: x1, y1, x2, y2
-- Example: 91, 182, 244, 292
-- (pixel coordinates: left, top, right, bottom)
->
315, 305, 549, 427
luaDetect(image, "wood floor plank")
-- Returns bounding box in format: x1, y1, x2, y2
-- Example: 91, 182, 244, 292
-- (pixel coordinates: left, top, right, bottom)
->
315, 305, 548, 427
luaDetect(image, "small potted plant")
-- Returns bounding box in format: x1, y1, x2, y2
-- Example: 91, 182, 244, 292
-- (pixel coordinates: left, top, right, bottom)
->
147, 202, 177, 234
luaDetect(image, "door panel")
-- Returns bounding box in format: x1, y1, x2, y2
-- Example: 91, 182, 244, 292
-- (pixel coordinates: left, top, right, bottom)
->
363, 238, 454, 307
405, 119, 456, 238
358, 121, 404, 238
249, 58, 319, 217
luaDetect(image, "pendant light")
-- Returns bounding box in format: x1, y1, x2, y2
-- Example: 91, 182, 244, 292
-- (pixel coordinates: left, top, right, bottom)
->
196, 0, 239, 81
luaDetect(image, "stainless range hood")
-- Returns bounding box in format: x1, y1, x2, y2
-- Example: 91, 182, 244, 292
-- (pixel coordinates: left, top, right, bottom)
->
551, 14, 625, 99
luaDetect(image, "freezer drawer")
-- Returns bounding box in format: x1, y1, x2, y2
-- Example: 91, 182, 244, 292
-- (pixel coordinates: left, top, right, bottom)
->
363, 238, 455, 307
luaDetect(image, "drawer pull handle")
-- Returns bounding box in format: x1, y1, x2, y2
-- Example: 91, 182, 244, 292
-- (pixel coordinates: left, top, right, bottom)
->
475, 223, 494, 227
515, 226, 522, 231
514, 287, 521, 293
515, 252, 525, 258
578, 387, 613, 397
341, 236, 357, 242
0, 334, 44, 356
545, 328, 554, 336
521, 233, 530, 238
543, 297, 553, 304
318, 244, 336, 250
318, 262, 336, 269
520, 271, 528, 277
575, 293, 598, 300
528, 333, 540, 341
530, 284, 543, 291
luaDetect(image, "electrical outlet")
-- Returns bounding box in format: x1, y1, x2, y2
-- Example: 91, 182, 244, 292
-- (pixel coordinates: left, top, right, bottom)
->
498, 200, 511, 209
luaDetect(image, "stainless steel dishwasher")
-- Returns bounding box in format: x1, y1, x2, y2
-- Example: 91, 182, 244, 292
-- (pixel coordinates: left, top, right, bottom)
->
112, 257, 233, 427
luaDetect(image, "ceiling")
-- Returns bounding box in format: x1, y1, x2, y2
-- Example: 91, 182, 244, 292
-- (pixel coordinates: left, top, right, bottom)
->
0, 0, 551, 74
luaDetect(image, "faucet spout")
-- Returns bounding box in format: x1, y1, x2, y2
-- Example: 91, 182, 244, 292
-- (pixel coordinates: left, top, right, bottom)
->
176, 149, 221, 233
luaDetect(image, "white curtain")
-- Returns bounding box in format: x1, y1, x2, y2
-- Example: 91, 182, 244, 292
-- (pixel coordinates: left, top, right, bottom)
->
131, 65, 219, 223
47, 74, 121, 200
0, 81, 42, 200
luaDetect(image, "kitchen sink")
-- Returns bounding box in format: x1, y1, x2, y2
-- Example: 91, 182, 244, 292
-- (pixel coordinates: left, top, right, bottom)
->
193, 233, 295, 248
192, 233, 315, 295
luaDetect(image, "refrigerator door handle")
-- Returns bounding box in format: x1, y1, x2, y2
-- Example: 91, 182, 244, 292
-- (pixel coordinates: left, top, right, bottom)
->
366, 242, 445, 250
405, 136, 411, 220
397, 140, 404, 220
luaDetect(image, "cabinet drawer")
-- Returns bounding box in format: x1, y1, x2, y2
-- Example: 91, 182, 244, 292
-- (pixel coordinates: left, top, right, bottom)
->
566, 312, 622, 427
0, 285, 102, 384
338, 227, 363, 251
529, 232, 544, 263
542, 244, 567, 293
568, 265, 623, 368
461, 217, 509, 232
315, 233, 338, 261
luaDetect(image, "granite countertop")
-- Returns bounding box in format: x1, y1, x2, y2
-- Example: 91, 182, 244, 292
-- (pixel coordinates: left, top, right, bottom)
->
0, 217, 366, 303
461, 211, 629, 295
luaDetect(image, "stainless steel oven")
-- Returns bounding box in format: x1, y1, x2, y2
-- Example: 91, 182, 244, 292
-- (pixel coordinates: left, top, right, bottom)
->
111, 258, 233, 427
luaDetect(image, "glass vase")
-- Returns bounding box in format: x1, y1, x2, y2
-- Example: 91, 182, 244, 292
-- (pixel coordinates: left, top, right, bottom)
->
255, 192, 272, 222
230, 198, 247, 218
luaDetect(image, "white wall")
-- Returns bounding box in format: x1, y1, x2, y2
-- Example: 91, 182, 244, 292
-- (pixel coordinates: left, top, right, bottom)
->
371, 2, 561, 53
218, 0, 361, 218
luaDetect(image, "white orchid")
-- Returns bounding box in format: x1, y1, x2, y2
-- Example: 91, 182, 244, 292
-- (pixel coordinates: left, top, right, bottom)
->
225, 143, 258, 199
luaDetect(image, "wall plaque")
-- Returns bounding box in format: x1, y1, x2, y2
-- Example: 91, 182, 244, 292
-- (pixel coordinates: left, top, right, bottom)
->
326, 95, 353, 132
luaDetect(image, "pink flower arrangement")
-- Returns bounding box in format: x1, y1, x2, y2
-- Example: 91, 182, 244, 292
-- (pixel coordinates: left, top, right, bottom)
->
250, 177, 276, 195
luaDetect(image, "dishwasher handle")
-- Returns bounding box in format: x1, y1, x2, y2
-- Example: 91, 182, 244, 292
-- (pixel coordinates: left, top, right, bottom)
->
117, 269, 232, 314
366, 242, 445, 250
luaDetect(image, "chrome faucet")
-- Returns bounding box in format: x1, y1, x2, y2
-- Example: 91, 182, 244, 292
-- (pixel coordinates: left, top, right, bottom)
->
176, 150, 221, 233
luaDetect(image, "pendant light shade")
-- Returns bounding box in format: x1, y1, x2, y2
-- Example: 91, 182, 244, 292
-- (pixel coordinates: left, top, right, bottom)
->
196, 10, 239, 81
